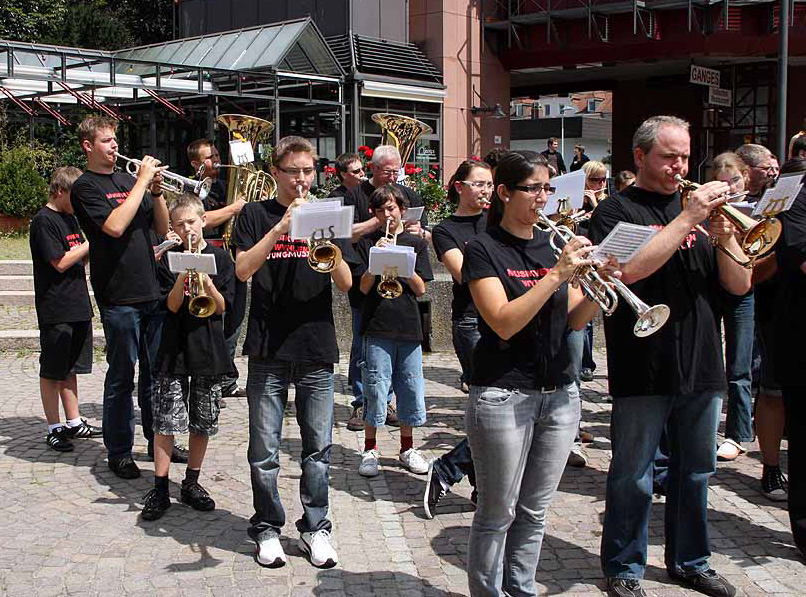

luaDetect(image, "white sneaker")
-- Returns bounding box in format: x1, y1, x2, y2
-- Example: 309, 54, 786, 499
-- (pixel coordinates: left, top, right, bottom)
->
399, 448, 429, 474
299, 529, 338, 568
358, 449, 379, 477
255, 535, 286, 568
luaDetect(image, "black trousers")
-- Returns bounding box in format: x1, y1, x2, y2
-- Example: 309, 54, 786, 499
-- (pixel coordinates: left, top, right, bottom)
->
781, 385, 806, 557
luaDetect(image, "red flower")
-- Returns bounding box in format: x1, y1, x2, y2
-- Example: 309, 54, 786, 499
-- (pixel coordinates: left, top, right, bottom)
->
428, 172, 435, 179
404, 164, 416, 176
357, 145, 370, 152
324, 165, 336, 175
470, 155, 480, 160
364, 148, 374, 159
414, 167, 422, 174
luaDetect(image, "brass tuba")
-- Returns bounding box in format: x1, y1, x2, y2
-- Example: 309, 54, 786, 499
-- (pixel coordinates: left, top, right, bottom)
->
371, 113, 433, 166
186, 235, 216, 318
675, 174, 781, 268
217, 114, 277, 255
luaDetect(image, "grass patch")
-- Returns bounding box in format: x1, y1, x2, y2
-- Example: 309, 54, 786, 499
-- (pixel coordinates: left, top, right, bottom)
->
0, 231, 31, 260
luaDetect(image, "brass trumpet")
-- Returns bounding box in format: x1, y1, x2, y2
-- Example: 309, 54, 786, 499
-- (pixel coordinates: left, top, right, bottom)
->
674, 174, 781, 268
554, 196, 591, 234
303, 185, 343, 274
116, 153, 212, 199
536, 211, 670, 337
186, 235, 216, 318
376, 219, 403, 299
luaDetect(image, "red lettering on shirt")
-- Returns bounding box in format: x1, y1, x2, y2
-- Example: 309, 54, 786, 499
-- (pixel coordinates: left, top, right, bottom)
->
106, 191, 129, 205
647, 224, 699, 251
266, 233, 309, 260
65, 233, 83, 249
506, 267, 550, 287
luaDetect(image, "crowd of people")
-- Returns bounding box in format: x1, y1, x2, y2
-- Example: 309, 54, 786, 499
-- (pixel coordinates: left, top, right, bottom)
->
28, 113, 805, 596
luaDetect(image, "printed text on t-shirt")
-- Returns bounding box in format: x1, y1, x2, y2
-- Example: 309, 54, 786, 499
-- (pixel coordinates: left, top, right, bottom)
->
648, 224, 698, 250
269, 234, 309, 260
507, 267, 550, 287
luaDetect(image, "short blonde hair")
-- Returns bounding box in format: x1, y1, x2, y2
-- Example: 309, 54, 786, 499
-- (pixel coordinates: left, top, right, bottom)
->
273, 136, 318, 168
77, 115, 118, 148
169, 193, 205, 218
581, 160, 607, 178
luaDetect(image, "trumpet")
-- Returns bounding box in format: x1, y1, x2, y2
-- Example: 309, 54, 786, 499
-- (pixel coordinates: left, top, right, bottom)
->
536, 210, 670, 337
674, 174, 781, 268
116, 153, 212, 200
185, 235, 216, 318
303, 185, 343, 274
376, 219, 403, 299
554, 196, 591, 234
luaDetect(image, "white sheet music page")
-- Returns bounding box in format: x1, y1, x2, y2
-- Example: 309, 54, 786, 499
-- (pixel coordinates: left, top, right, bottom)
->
402, 206, 424, 223
591, 222, 657, 265
752, 173, 804, 217
167, 252, 218, 275
289, 201, 355, 240
368, 245, 416, 277
229, 140, 255, 165
543, 170, 587, 215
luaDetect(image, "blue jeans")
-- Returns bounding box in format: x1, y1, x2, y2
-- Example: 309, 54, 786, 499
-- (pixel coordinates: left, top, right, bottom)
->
601, 391, 722, 580
466, 384, 580, 596
348, 307, 392, 409
246, 357, 334, 539
722, 291, 755, 442
452, 316, 481, 385
434, 438, 476, 487
98, 300, 163, 460
362, 336, 426, 428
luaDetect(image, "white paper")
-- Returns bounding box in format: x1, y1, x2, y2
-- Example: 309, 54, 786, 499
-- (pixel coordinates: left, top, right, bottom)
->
752, 173, 805, 217
591, 222, 658, 265
403, 206, 424, 223
728, 200, 756, 216
544, 169, 587, 215
167, 252, 218, 275
289, 202, 355, 240
368, 245, 416, 278
229, 140, 255, 165
155, 238, 181, 253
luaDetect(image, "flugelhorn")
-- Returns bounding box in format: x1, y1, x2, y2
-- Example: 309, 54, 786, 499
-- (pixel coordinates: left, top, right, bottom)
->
376, 219, 403, 299
674, 174, 781, 268
186, 235, 216, 318
116, 153, 212, 199
536, 210, 670, 337
304, 185, 343, 274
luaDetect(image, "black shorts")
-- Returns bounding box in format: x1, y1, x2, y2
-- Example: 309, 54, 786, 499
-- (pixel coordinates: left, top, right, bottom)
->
39, 321, 93, 380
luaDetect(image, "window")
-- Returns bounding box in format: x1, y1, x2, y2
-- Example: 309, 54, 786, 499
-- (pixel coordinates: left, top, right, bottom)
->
587, 99, 600, 112
544, 104, 551, 117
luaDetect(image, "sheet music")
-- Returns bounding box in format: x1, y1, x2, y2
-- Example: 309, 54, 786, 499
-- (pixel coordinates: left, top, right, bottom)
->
229, 140, 255, 165
368, 245, 416, 278
591, 222, 657, 264
155, 238, 181, 253
167, 252, 218, 275
752, 172, 805, 217
289, 201, 355, 240
403, 206, 424, 223
543, 170, 586, 215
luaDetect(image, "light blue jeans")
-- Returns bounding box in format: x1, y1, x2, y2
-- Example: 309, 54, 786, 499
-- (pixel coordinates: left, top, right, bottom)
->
722, 290, 755, 442
361, 336, 426, 428
466, 383, 580, 596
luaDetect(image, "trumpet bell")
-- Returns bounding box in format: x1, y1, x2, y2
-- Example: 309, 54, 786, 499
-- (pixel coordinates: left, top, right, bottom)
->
378, 278, 403, 299
189, 294, 217, 318
728, 205, 781, 262
634, 304, 670, 338
307, 239, 342, 273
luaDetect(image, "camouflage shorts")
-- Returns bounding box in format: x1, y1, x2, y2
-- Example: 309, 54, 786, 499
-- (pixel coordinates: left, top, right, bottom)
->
153, 376, 221, 437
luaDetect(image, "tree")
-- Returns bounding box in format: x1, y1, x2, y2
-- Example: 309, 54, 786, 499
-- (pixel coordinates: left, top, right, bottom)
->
0, 0, 68, 42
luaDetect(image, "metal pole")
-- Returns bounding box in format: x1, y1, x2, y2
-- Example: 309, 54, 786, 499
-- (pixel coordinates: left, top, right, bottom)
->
561, 110, 565, 157
777, 0, 789, 160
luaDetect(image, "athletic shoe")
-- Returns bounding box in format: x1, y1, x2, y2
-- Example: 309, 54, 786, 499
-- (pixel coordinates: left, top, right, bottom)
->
223, 386, 247, 398
669, 568, 736, 597
358, 449, 379, 477
606, 578, 647, 597
761, 466, 788, 502
108, 456, 141, 479
346, 406, 364, 431
580, 368, 595, 382
716, 439, 745, 462
63, 418, 102, 439
46, 427, 74, 452
299, 529, 338, 568
579, 430, 595, 443
385, 404, 400, 427
141, 489, 171, 521
423, 460, 449, 519
255, 535, 286, 568
399, 448, 429, 474
566, 445, 587, 468
180, 481, 216, 511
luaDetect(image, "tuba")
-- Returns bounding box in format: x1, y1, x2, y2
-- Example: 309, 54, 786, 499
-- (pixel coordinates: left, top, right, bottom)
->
675, 174, 781, 268
304, 185, 343, 273
217, 114, 277, 255
372, 113, 433, 166
186, 235, 216, 318
376, 219, 403, 299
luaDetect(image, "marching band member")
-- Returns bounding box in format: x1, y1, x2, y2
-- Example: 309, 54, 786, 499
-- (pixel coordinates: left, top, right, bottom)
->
328, 152, 366, 198
234, 136, 351, 570
462, 150, 616, 596
588, 116, 750, 597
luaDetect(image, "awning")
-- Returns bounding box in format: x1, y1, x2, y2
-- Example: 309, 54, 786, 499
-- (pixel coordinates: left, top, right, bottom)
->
361, 80, 446, 104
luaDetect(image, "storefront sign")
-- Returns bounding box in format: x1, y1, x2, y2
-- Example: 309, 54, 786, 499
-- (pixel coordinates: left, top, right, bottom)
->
690, 65, 721, 88
708, 87, 732, 107
417, 147, 436, 159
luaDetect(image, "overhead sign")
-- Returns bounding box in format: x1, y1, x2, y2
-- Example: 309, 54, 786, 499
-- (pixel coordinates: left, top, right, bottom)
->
690, 65, 721, 88
708, 87, 732, 107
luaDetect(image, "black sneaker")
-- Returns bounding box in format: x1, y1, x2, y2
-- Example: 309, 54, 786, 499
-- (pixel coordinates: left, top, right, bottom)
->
669, 568, 736, 597
423, 460, 449, 519
46, 428, 74, 452
146, 443, 190, 464
385, 404, 400, 427
63, 418, 103, 439
606, 578, 647, 597
580, 368, 595, 382
761, 466, 788, 502
180, 481, 216, 511
141, 489, 171, 521
108, 456, 141, 479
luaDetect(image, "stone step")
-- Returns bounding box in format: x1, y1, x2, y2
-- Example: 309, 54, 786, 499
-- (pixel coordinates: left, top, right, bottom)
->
0, 276, 34, 291
0, 260, 33, 276
0, 290, 97, 308
0, 329, 106, 351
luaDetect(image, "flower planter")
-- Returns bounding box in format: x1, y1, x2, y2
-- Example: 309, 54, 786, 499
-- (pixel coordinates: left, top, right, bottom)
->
0, 215, 30, 233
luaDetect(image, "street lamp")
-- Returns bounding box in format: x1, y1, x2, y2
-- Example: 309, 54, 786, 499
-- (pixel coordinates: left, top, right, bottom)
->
560, 105, 574, 159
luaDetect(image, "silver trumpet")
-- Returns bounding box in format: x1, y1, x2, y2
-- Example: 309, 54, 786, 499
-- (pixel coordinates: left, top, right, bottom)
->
116, 153, 212, 200
535, 210, 670, 337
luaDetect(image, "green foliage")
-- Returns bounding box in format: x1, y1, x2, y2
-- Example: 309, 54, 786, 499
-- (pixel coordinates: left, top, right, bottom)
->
405, 168, 452, 224
0, 146, 49, 218
0, 1, 68, 42
53, 2, 134, 50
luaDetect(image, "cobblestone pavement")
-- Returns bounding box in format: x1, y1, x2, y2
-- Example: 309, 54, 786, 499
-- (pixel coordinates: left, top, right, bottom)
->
0, 350, 802, 597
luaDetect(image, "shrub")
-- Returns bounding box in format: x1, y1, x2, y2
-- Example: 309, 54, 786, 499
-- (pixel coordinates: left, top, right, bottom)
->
0, 146, 49, 218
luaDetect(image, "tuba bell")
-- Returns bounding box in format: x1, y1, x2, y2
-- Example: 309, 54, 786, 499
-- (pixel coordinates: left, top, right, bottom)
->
371, 113, 433, 167
216, 114, 278, 256
186, 235, 216, 318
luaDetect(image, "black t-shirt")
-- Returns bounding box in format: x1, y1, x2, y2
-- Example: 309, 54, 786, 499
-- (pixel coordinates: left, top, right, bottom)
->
463, 225, 572, 390
354, 230, 433, 342
155, 244, 235, 376
587, 185, 726, 398
432, 212, 487, 320
328, 184, 350, 198
232, 199, 341, 362
201, 178, 228, 238
29, 207, 93, 326
71, 170, 160, 305
343, 180, 430, 309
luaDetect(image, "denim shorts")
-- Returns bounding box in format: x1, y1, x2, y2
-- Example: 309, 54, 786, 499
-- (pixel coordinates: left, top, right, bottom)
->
361, 336, 426, 428
153, 375, 221, 436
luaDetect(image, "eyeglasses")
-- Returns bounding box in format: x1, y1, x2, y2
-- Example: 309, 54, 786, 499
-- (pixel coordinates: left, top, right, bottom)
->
512, 183, 555, 196
588, 177, 607, 183
461, 181, 494, 189
377, 168, 399, 176
348, 167, 365, 174
754, 165, 778, 175
277, 167, 315, 176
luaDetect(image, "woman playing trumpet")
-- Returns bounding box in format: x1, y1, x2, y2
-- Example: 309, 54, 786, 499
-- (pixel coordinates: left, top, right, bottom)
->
462, 150, 619, 596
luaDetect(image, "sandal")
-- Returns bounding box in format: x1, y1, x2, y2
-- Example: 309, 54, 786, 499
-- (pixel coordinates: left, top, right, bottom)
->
716, 438, 746, 461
